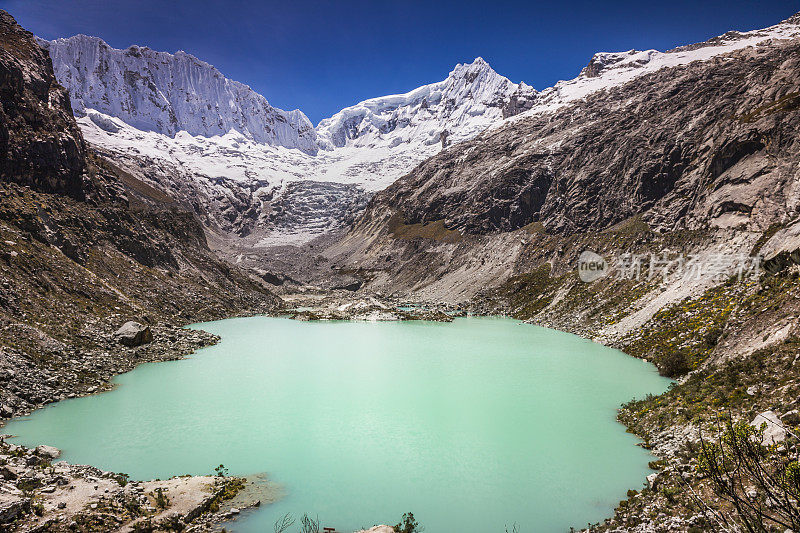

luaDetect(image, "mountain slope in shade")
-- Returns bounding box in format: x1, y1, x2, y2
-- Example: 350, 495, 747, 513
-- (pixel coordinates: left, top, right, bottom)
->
0, 12, 85, 197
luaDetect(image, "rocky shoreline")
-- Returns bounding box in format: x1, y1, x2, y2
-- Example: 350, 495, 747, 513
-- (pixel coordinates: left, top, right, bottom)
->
0, 310, 284, 532
0, 323, 219, 422
282, 292, 464, 322
0, 436, 269, 532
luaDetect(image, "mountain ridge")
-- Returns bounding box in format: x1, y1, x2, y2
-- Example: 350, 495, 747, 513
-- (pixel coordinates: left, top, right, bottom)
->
39, 34, 320, 153
36, 11, 800, 252
41, 41, 537, 246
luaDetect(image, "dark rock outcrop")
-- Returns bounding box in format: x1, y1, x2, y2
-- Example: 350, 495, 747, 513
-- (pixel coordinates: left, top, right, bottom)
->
0, 11, 86, 197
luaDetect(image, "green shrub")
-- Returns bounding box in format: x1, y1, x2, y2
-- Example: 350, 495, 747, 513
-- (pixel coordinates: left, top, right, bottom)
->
154, 487, 169, 510
394, 512, 422, 533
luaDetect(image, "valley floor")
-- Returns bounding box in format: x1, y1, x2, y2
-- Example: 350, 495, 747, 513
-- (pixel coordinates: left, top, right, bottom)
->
3, 270, 800, 532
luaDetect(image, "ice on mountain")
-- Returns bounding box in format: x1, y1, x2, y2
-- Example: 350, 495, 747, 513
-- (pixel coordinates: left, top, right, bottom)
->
39, 35, 319, 154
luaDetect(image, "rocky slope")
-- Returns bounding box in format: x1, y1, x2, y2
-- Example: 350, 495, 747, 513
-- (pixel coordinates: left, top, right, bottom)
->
0, 12, 85, 198
0, 11, 279, 529
327, 15, 800, 299
0, 8, 279, 419
322, 12, 800, 532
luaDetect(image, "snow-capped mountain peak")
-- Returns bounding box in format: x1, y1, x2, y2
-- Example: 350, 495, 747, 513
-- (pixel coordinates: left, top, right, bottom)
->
316, 56, 534, 150
39, 34, 319, 154
506, 12, 800, 123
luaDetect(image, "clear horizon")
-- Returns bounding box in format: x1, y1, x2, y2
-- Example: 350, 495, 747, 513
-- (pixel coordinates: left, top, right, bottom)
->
2, 0, 799, 123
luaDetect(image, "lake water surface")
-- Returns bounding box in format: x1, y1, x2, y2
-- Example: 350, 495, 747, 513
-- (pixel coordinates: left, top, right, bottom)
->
6, 316, 670, 532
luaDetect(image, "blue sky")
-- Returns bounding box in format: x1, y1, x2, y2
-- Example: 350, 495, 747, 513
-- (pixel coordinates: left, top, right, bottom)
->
3, 0, 798, 123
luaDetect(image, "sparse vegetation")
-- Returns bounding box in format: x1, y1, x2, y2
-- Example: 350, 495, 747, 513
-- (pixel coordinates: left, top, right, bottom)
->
274, 513, 296, 533
299, 513, 321, 533
394, 512, 422, 533
153, 487, 170, 510
388, 213, 462, 243
696, 414, 800, 530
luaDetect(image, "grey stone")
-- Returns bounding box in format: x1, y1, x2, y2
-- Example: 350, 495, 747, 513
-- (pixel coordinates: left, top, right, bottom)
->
35, 444, 61, 459
0, 498, 26, 524
750, 410, 787, 446
114, 321, 154, 347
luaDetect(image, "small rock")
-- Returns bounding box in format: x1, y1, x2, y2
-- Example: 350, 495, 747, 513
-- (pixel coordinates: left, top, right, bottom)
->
646, 472, 659, 489
230, 507, 240, 514
0, 466, 19, 481
57, 502, 66, 509
0, 498, 26, 524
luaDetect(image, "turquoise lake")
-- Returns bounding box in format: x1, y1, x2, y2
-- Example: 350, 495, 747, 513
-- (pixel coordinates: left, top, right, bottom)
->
5, 316, 670, 532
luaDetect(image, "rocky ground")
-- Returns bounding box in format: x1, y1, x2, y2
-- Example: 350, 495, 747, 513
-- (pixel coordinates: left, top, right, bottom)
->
0, 437, 270, 532
0, 11, 281, 531
282, 291, 461, 322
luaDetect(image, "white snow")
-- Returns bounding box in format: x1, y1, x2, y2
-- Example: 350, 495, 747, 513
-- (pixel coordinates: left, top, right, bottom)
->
39, 35, 318, 153
67, 54, 532, 194
316, 57, 529, 150
502, 16, 800, 127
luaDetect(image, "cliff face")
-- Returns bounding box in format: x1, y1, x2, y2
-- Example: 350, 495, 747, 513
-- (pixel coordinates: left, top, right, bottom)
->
322, 19, 800, 307
366, 40, 800, 236
0, 11, 85, 197
0, 10, 278, 422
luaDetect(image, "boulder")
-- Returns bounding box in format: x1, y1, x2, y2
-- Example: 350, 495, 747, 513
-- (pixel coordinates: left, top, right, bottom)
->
114, 321, 154, 347
0, 465, 19, 480
750, 410, 787, 445
0, 497, 26, 524
34, 444, 60, 459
